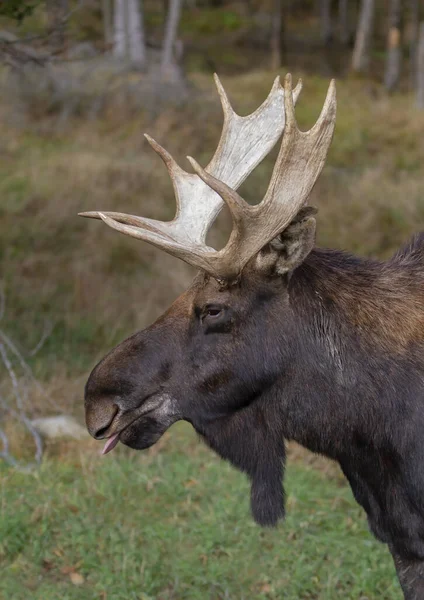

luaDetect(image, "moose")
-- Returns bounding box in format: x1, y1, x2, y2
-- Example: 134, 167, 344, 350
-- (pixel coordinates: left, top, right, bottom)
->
81, 74, 424, 599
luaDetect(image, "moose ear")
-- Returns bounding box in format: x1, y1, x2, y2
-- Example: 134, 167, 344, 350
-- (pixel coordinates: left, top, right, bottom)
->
256, 206, 317, 276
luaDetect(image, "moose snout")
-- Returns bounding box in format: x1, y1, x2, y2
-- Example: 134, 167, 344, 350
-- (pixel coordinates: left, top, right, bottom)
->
85, 401, 119, 439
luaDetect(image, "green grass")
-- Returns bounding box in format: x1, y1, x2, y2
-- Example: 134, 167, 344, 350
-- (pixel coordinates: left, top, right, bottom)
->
0, 424, 400, 600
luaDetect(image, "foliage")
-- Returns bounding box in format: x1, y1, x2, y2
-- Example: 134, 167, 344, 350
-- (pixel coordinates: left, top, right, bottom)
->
180, 8, 245, 35
0, 0, 39, 22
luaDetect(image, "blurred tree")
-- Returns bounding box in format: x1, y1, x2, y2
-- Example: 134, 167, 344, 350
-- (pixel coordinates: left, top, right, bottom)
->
46, 0, 69, 53
338, 0, 350, 45
352, 0, 375, 73
320, 0, 332, 45
409, 0, 420, 87
113, 0, 146, 69
113, 0, 126, 59
417, 21, 424, 107
384, 0, 402, 91
161, 0, 182, 77
102, 0, 113, 49
0, 0, 39, 21
128, 0, 146, 68
270, 0, 285, 69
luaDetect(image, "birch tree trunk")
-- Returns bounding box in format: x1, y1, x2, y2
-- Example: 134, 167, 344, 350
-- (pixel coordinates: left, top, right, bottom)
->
417, 22, 424, 108
351, 0, 375, 73
384, 0, 402, 91
338, 0, 349, 45
113, 0, 127, 61
128, 0, 146, 69
114, 0, 146, 69
161, 0, 182, 76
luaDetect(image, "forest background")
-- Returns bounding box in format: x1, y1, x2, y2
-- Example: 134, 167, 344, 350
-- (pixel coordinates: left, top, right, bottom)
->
0, 1, 424, 599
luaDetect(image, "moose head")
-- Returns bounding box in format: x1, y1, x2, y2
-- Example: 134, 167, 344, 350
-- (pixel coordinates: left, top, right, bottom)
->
81, 74, 336, 527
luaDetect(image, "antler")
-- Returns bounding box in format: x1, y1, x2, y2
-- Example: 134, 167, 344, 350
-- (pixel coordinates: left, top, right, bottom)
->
79, 74, 302, 274
79, 74, 336, 281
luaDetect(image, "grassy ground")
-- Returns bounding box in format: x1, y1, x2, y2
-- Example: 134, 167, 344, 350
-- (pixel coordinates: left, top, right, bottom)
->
0, 425, 400, 600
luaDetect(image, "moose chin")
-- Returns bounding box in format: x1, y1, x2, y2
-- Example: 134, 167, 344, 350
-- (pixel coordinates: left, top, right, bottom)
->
81, 74, 424, 600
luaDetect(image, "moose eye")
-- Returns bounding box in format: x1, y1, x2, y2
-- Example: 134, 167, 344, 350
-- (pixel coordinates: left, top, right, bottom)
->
200, 305, 232, 333
205, 307, 222, 318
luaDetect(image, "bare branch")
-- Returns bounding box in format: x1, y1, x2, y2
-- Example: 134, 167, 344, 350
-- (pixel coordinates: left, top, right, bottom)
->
0, 328, 57, 410
29, 320, 54, 357
0, 338, 44, 467
0, 286, 5, 322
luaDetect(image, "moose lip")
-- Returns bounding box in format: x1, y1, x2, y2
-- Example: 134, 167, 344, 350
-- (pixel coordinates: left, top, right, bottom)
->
101, 399, 158, 455
101, 421, 137, 456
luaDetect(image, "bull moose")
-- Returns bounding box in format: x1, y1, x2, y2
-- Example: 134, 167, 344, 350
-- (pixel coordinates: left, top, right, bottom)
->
80, 74, 424, 599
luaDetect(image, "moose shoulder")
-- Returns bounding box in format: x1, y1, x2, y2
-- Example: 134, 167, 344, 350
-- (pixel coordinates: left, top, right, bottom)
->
81, 75, 424, 600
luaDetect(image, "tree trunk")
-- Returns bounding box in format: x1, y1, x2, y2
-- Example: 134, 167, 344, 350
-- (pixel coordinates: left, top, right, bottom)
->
161, 0, 182, 76
417, 22, 424, 108
270, 0, 284, 70
338, 0, 349, 45
46, 0, 69, 54
128, 0, 146, 69
320, 0, 332, 45
384, 0, 402, 91
351, 0, 375, 73
102, 0, 113, 49
409, 0, 420, 88
113, 0, 146, 69
113, 0, 128, 61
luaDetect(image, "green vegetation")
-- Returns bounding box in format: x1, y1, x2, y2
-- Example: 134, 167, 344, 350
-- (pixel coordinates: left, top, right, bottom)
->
0, 424, 400, 599
0, 0, 39, 22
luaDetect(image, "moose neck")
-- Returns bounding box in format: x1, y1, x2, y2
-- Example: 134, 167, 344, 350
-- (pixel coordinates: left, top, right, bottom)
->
282, 245, 424, 455
292, 245, 424, 357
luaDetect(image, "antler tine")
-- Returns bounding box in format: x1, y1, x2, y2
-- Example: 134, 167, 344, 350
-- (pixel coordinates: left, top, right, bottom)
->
258, 74, 336, 217
213, 73, 233, 119
308, 78, 337, 138
186, 156, 248, 226
78, 210, 161, 230
282, 73, 296, 131
144, 134, 179, 172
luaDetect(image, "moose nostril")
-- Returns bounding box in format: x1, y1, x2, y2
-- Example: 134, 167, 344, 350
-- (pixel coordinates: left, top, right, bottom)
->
89, 404, 119, 440
94, 423, 112, 440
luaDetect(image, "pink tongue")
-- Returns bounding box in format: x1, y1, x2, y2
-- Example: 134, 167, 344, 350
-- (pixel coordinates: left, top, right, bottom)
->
102, 433, 120, 455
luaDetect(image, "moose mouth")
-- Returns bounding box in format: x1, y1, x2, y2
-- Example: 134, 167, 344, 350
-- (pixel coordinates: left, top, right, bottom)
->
100, 393, 177, 455
101, 410, 154, 455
